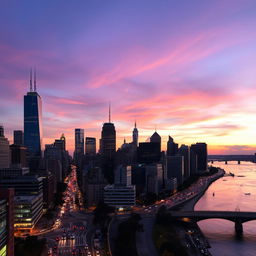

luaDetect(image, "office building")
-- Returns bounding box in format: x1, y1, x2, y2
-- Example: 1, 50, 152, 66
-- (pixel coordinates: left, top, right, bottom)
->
100, 106, 116, 183
0, 175, 43, 196
166, 155, 184, 186
178, 145, 190, 180
24, 70, 43, 170
84, 167, 106, 208
0, 188, 14, 256
190, 149, 198, 176
44, 136, 70, 183
0, 126, 10, 169
54, 134, 66, 151
190, 143, 208, 172
13, 130, 24, 146
150, 131, 161, 150
137, 142, 161, 164
85, 137, 96, 156
0, 167, 29, 178
167, 136, 178, 156
104, 184, 136, 209
10, 144, 27, 168
145, 164, 163, 194
114, 165, 131, 186
132, 122, 138, 147
74, 128, 84, 160
14, 194, 43, 234
131, 165, 146, 195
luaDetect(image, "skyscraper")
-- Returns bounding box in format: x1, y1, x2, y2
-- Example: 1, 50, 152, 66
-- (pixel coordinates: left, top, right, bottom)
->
24, 70, 43, 161
13, 130, 24, 145
100, 104, 116, 183
190, 143, 208, 172
132, 121, 138, 147
0, 126, 10, 168
85, 137, 96, 156
167, 136, 178, 156
150, 131, 161, 151
74, 128, 84, 161
178, 144, 190, 180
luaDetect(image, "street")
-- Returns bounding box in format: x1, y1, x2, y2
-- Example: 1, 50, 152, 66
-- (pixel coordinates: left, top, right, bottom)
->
39, 165, 102, 256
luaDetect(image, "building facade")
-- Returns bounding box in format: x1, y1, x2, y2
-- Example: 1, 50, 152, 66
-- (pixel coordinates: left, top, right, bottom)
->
85, 137, 96, 156
13, 130, 24, 146
0, 126, 10, 169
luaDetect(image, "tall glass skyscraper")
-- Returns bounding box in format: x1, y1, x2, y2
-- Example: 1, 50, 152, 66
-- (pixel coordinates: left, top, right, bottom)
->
24, 70, 43, 158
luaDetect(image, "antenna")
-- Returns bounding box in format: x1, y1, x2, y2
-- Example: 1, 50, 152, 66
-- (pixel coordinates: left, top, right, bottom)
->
30, 68, 32, 92
109, 102, 111, 123
34, 68, 37, 92
135, 120, 137, 129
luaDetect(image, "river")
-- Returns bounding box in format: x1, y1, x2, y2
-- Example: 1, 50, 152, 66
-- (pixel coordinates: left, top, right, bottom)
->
195, 161, 256, 256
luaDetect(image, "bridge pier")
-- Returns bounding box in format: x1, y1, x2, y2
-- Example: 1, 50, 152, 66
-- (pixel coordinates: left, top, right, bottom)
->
235, 221, 243, 235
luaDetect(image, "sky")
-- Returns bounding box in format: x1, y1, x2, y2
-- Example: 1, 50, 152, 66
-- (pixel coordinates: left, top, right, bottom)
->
1, 0, 256, 155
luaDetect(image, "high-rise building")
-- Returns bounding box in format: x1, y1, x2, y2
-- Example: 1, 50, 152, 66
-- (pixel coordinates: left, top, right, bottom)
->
166, 155, 184, 186
132, 122, 138, 147
150, 131, 161, 149
0, 188, 14, 256
190, 143, 208, 172
178, 145, 190, 180
100, 105, 116, 183
167, 136, 178, 156
145, 164, 163, 194
54, 134, 66, 151
114, 165, 131, 186
24, 70, 43, 170
85, 137, 96, 156
74, 128, 84, 160
10, 144, 27, 168
83, 167, 106, 208
190, 148, 198, 176
0, 126, 10, 168
137, 142, 161, 164
13, 130, 24, 145
44, 144, 63, 184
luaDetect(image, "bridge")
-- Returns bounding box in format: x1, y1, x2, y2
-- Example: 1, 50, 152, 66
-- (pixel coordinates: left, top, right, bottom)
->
208, 155, 256, 164
169, 210, 256, 234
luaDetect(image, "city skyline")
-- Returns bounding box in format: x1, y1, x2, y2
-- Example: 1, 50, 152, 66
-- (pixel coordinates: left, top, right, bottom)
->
1, 1, 256, 154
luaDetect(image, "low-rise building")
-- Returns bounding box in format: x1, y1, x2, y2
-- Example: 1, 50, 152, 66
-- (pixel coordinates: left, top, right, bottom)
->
14, 194, 43, 234
104, 184, 136, 209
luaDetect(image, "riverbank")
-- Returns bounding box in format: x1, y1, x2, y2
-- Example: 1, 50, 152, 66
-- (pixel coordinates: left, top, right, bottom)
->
167, 168, 225, 256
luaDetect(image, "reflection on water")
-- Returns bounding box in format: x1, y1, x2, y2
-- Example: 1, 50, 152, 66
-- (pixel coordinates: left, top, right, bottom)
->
195, 161, 256, 256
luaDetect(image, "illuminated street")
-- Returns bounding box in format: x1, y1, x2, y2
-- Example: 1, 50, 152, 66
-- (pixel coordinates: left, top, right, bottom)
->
40, 165, 99, 256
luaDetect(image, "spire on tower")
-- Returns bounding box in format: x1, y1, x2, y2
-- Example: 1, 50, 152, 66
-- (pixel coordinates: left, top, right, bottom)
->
109, 102, 111, 123
135, 120, 137, 129
30, 68, 33, 92
34, 68, 37, 92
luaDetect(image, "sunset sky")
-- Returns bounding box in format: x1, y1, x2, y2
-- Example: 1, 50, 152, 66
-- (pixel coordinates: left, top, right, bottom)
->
1, 0, 256, 155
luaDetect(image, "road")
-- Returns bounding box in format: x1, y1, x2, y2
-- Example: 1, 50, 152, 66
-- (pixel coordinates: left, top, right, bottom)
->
39, 165, 102, 256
